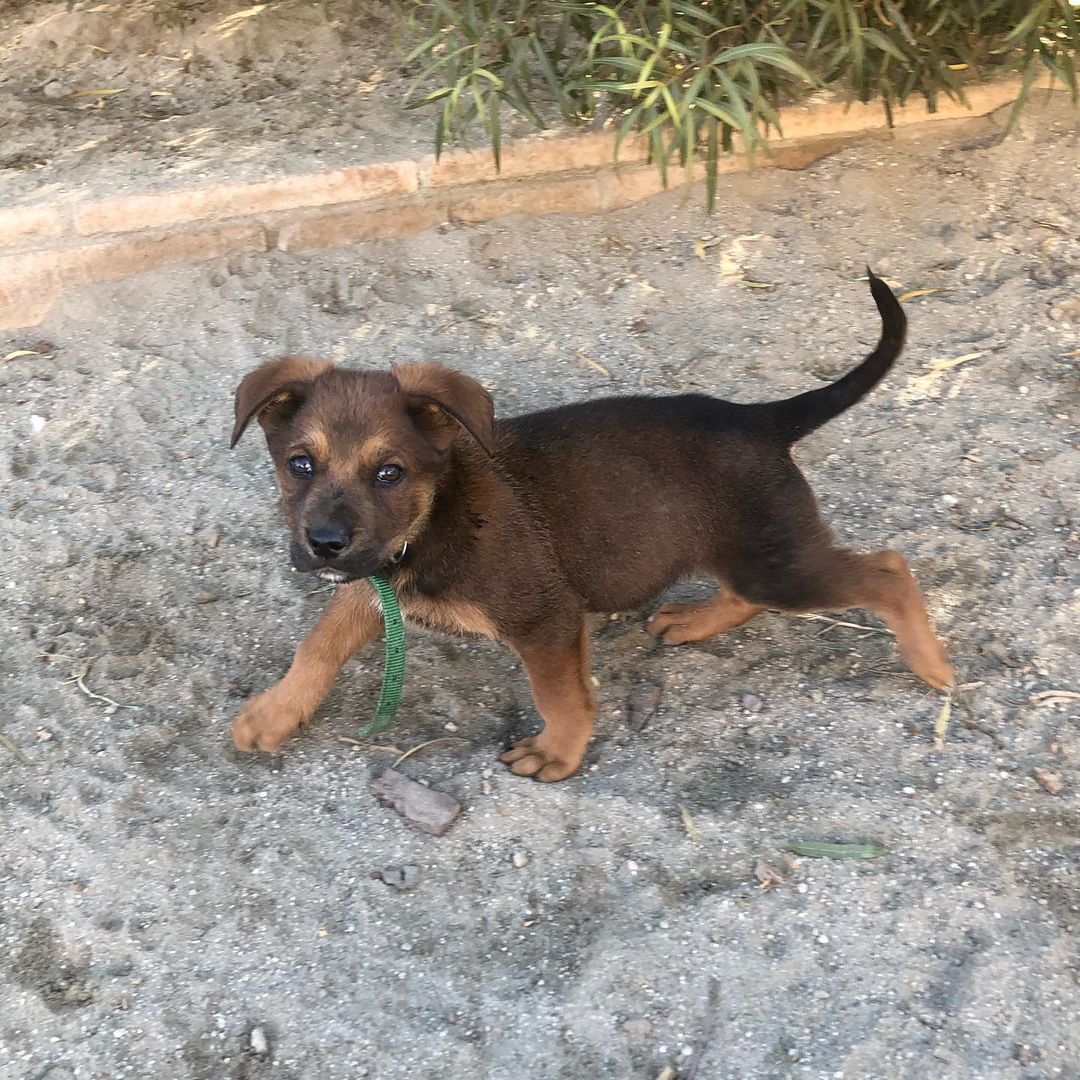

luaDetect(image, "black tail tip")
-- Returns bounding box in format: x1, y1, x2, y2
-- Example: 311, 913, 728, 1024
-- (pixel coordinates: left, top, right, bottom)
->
865, 265, 899, 307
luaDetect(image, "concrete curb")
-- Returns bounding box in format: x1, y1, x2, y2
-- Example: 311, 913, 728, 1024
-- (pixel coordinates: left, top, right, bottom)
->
0, 77, 1055, 332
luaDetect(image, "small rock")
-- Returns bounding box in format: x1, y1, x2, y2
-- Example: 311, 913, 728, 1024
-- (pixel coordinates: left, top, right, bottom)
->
374, 864, 420, 890
249, 1027, 269, 1058
443, 721, 459, 732
511, 850, 529, 869
980, 640, 1019, 668
194, 590, 218, 605
1014, 1044, 1039, 1066
623, 1018, 652, 1041
630, 317, 649, 334
201, 526, 222, 549
42, 80, 71, 99
29, 414, 46, 436
741, 693, 763, 713
754, 859, 785, 888
817, 934, 830, 944
369, 769, 461, 836
1055, 515, 1070, 528
627, 678, 664, 732
1033, 768, 1063, 796
480, 780, 493, 796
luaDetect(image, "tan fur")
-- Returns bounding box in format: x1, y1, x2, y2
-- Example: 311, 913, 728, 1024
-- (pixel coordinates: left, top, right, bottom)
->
401, 593, 499, 640
232, 582, 383, 752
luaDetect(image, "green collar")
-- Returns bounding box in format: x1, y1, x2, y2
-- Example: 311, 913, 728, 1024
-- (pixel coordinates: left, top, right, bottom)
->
358, 573, 405, 737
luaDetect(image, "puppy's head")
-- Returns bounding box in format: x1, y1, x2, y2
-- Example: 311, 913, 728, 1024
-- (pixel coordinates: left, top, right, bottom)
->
231, 358, 495, 582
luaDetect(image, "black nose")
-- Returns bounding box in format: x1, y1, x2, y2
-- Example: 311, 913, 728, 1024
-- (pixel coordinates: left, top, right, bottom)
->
306, 523, 352, 559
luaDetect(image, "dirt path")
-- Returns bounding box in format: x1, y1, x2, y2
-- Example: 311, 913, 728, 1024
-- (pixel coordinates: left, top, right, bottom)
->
0, 0, 527, 209
1, 99, 1078, 1080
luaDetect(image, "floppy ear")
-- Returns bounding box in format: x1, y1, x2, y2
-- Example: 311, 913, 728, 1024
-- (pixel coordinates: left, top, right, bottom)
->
230, 356, 332, 448
393, 362, 496, 456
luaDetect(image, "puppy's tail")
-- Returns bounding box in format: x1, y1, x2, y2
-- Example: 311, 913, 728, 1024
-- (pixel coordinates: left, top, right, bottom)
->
762, 268, 906, 445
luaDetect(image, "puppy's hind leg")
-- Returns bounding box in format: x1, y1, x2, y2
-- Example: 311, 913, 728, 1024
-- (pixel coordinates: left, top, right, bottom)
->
732, 546, 954, 691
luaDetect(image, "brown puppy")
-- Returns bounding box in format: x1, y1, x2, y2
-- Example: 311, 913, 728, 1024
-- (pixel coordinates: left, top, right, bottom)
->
230, 271, 953, 781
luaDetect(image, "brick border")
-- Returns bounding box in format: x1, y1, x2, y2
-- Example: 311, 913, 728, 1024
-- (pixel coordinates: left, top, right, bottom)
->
0, 76, 1058, 332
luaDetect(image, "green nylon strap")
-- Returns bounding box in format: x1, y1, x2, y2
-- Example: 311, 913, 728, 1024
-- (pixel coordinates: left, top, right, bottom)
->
358, 574, 405, 737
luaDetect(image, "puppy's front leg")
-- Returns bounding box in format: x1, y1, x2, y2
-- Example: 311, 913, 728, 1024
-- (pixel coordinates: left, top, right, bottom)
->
501, 619, 598, 782
233, 582, 383, 752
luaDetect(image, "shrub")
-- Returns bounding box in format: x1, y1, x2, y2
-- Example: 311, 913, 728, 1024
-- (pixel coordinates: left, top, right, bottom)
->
402, 0, 1079, 207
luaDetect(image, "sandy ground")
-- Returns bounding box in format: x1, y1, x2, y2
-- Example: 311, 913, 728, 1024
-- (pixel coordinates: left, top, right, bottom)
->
1, 97, 1079, 1079
0, 0, 539, 208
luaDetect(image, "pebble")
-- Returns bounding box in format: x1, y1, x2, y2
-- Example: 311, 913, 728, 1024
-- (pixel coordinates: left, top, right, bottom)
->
741, 693, 763, 713
444, 721, 459, 732
628, 678, 664, 731
817, 934, 830, 944
369, 769, 461, 836
622, 1018, 652, 1040
480, 780, 493, 796
1014, 1044, 1038, 1066
42, 80, 71, 99
249, 1027, 269, 1058
375, 864, 420, 890
1033, 768, 1063, 796
511, 850, 529, 868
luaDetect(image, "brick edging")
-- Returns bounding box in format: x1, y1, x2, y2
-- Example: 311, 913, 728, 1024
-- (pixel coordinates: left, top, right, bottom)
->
0, 76, 1057, 332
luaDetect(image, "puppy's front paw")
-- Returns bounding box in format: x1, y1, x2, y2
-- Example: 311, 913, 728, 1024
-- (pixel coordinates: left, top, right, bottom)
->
499, 734, 585, 783
232, 687, 307, 753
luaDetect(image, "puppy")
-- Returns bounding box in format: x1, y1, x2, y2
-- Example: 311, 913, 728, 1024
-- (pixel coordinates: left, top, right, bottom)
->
229, 270, 953, 781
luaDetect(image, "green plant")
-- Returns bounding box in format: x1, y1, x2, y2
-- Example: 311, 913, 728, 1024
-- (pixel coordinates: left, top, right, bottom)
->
403, 0, 1079, 208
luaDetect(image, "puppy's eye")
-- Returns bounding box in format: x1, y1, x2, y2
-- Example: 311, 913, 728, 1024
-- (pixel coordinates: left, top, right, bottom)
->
375, 464, 405, 486
287, 455, 314, 478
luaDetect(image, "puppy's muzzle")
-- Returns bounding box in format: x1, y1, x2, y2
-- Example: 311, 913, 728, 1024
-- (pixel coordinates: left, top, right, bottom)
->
306, 522, 352, 560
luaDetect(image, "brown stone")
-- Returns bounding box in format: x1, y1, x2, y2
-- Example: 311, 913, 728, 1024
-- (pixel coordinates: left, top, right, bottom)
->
370, 769, 461, 836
